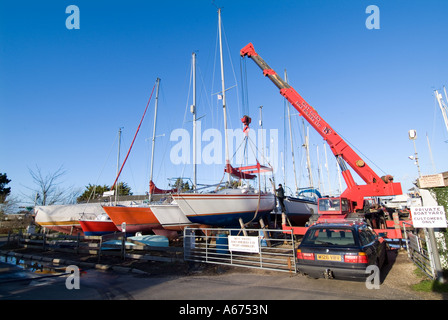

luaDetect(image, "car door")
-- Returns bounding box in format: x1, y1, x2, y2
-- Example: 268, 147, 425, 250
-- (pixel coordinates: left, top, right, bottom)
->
358, 228, 377, 265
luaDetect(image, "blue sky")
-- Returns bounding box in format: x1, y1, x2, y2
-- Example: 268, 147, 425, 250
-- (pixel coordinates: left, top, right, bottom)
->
1, 0, 448, 206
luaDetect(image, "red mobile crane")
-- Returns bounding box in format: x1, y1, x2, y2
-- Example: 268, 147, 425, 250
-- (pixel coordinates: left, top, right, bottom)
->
240, 43, 404, 237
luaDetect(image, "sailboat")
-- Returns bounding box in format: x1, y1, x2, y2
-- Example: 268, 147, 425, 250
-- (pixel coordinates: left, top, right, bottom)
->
102, 78, 196, 238
79, 128, 123, 236
172, 9, 275, 228
79, 212, 119, 236
102, 79, 164, 235
148, 63, 201, 233
35, 202, 107, 235
283, 190, 320, 226
278, 72, 319, 226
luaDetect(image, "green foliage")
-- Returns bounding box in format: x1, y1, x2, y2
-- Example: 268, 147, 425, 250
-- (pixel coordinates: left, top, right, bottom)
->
412, 278, 448, 293
0, 173, 11, 203
173, 178, 191, 192
429, 187, 448, 269
77, 182, 133, 203
116, 182, 133, 197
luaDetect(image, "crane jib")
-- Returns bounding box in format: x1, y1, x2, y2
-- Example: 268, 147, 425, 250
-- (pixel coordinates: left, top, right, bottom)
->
294, 98, 325, 132
241, 42, 403, 208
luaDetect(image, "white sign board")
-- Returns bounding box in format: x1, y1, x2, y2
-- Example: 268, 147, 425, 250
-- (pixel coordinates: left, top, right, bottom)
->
418, 173, 448, 188
228, 236, 260, 253
407, 232, 421, 252
103, 190, 115, 196
411, 206, 447, 228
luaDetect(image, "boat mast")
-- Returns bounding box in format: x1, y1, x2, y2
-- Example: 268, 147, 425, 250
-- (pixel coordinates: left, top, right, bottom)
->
285, 70, 298, 195
336, 159, 343, 195
259, 105, 266, 191
115, 127, 122, 205
218, 8, 231, 184
316, 145, 323, 194
302, 120, 314, 188
435, 88, 448, 135
324, 143, 332, 196
426, 132, 437, 173
191, 53, 197, 191
149, 77, 160, 202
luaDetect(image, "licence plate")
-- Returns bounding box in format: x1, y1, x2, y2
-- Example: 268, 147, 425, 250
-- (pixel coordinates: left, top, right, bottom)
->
316, 254, 342, 261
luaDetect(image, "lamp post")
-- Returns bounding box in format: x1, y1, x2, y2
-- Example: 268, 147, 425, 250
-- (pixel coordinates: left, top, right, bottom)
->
409, 130, 445, 283
408, 129, 421, 177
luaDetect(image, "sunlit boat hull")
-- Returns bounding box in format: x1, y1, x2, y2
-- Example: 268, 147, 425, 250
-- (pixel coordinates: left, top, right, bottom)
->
173, 189, 275, 227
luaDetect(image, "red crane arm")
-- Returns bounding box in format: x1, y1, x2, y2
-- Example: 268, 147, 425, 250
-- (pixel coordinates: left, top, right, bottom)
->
241, 43, 402, 209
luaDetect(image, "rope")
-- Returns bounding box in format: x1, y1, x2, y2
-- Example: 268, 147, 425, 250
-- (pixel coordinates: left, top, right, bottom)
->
111, 82, 157, 190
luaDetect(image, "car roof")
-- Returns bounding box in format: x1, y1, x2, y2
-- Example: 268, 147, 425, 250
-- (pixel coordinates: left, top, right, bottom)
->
308, 219, 367, 230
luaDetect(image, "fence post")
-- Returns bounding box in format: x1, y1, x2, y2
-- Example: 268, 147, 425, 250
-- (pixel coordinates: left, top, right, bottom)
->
403, 222, 411, 258
121, 233, 126, 260
426, 228, 445, 283
205, 231, 209, 263
42, 233, 46, 251
17, 230, 22, 247
76, 233, 80, 254
392, 211, 403, 247
98, 237, 103, 263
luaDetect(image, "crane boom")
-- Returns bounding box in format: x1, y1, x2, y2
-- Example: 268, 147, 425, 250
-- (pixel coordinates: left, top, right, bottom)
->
241, 43, 402, 210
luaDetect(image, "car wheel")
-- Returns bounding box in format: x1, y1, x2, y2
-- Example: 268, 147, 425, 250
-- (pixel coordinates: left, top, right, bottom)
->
375, 258, 380, 268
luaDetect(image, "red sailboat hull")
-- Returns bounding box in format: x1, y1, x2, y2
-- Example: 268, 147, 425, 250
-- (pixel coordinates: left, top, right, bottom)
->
79, 219, 119, 236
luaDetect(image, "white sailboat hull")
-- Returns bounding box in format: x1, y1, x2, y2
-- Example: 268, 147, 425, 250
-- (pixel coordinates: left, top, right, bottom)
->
149, 202, 200, 231
34, 203, 106, 235
173, 189, 276, 227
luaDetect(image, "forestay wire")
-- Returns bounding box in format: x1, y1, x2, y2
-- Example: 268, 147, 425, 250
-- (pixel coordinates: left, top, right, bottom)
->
111, 81, 157, 190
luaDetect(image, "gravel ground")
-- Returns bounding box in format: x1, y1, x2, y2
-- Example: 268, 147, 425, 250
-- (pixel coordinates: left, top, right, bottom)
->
381, 249, 445, 300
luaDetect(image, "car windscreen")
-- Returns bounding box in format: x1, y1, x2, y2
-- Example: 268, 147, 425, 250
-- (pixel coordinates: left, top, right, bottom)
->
318, 199, 340, 212
301, 227, 356, 246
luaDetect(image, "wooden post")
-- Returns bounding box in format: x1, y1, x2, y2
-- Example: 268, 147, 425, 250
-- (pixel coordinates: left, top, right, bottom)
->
259, 218, 271, 247
239, 218, 248, 236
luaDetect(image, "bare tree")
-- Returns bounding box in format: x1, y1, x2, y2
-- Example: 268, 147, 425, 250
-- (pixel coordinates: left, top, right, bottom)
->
24, 165, 78, 206
0, 195, 20, 215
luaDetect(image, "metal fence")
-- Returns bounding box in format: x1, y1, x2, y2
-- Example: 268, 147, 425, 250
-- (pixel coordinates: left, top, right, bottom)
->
183, 227, 296, 273
403, 222, 435, 279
